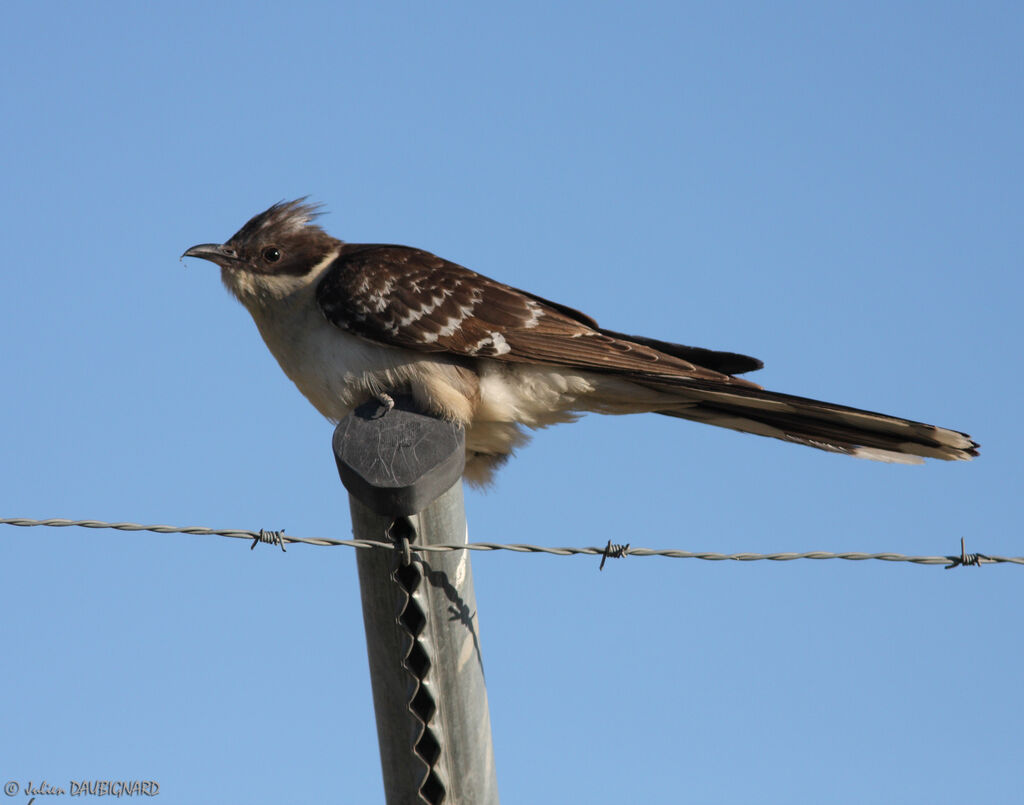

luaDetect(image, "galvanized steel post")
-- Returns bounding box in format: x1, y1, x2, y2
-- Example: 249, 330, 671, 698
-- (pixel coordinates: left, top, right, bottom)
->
333, 397, 499, 805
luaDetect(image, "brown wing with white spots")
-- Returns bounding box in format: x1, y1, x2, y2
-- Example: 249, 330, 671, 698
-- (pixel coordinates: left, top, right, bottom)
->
315, 244, 752, 385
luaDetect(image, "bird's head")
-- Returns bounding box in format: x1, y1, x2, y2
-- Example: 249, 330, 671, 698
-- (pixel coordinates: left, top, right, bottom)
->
183, 198, 341, 305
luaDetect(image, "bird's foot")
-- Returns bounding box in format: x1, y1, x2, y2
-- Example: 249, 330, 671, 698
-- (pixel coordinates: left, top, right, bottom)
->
371, 393, 396, 419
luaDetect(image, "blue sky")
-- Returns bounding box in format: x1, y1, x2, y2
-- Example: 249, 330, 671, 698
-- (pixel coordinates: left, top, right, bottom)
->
2, 2, 1020, 803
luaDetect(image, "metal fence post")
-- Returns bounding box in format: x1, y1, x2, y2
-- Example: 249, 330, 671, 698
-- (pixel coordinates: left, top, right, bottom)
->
333, 397, 500, 805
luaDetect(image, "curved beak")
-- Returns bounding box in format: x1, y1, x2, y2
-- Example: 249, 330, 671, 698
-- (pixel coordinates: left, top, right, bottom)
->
181, 243, 239, 265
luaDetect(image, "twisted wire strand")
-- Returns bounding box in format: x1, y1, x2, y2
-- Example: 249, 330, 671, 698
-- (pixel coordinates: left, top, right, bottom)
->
2, 517, 1021, 568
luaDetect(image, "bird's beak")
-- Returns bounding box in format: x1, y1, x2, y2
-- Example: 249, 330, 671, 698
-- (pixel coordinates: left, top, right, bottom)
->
181, 243, 239, 265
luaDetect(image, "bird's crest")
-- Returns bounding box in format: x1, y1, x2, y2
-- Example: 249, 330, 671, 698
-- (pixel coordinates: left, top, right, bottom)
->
229, 198, 326, 244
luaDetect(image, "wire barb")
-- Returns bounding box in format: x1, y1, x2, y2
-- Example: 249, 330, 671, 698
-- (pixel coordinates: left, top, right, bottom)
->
250, 528, 287, 552
945, 537, 990, 569
599, 540, 630, 571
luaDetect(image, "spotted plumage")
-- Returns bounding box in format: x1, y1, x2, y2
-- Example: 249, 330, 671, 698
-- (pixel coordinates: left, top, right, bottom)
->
183, 199, 978, 485
316, 244, 755, 384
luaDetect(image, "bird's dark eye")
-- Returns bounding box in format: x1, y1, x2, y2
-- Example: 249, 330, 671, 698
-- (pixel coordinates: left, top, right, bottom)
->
262, 247, 281, 263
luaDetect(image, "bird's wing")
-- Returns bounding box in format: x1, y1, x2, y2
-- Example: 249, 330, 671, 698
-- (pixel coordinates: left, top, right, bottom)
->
316, 244, 757, 386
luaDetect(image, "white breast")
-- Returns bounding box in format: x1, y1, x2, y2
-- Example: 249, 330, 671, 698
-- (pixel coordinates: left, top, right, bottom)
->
253, 302, 392, 419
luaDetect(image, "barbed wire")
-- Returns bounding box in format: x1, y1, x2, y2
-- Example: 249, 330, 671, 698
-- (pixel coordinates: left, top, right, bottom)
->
2, 517, 1020, 570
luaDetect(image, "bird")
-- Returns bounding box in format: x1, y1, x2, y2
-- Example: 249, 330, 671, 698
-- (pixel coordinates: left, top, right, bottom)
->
183, 199, 978, 485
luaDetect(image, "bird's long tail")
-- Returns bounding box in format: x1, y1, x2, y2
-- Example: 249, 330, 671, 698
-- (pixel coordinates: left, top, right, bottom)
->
631, 377, 978, 463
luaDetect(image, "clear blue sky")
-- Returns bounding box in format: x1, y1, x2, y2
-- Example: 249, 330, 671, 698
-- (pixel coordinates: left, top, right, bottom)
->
2, 2, 1020, 803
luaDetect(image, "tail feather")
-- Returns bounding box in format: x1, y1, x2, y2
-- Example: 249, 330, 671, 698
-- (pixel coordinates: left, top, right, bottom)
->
644, 378, 978, 463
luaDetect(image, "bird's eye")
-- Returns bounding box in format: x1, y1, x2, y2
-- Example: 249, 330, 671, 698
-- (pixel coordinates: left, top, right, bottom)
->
262, 247, 281, 263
